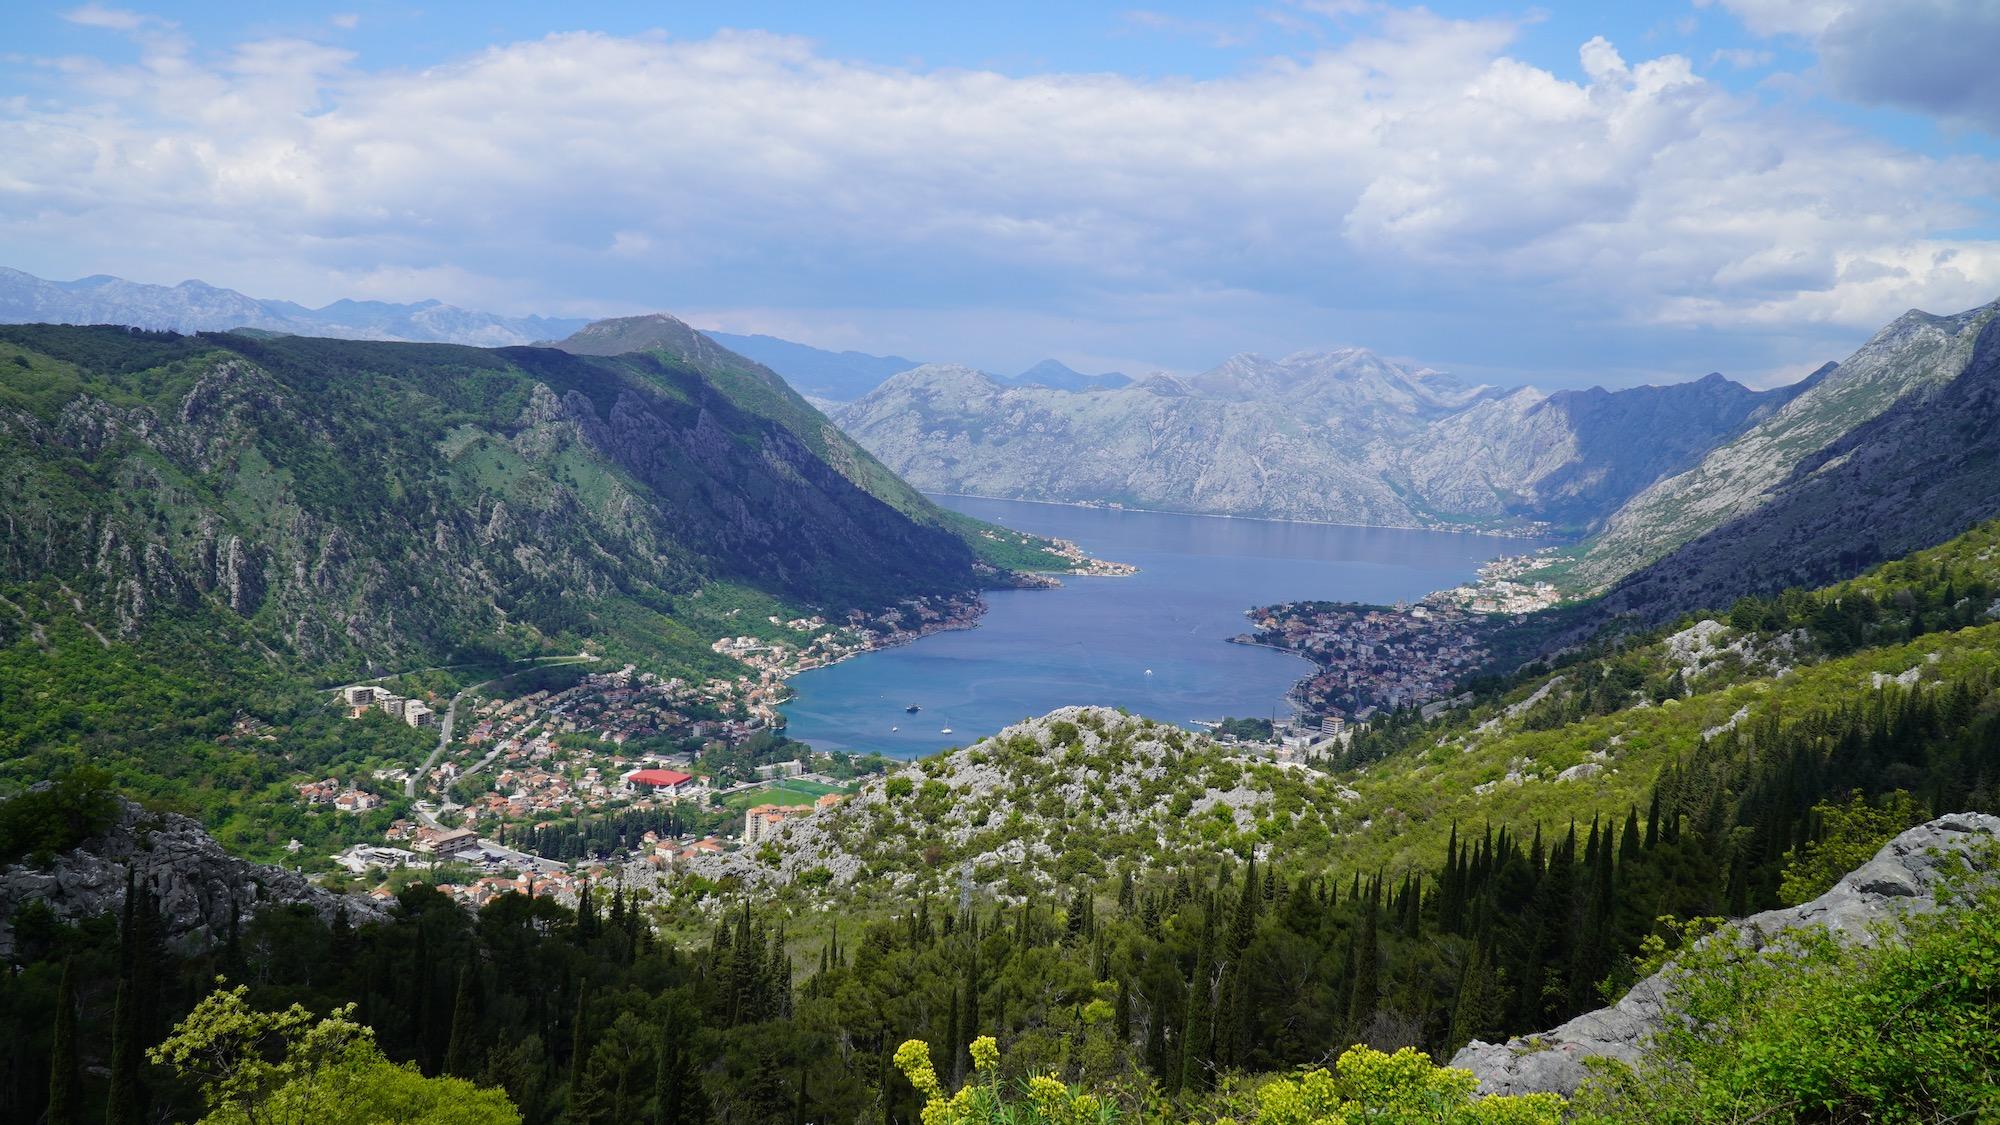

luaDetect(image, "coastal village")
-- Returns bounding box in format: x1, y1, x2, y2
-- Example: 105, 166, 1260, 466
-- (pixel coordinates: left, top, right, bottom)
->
1240, 551, 1564, 721
296, 593, 1015, 909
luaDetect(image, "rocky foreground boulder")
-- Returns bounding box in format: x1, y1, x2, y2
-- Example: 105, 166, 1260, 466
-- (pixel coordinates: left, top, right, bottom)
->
1450, 811, 2000, 1096
0, 797, 383, 959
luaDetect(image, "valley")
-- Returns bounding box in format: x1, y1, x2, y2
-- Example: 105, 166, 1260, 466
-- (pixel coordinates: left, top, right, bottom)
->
7, 301, 2000, 1125
9, 8, 2000, 1121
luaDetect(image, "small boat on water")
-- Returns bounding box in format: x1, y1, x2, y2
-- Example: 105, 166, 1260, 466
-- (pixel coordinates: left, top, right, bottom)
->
905, 703, 921, 713
890, 726, 899, 732
939, 727, 953, 734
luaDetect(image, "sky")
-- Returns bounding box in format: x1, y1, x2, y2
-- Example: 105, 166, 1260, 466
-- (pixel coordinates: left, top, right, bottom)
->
3, 1, 1999, 388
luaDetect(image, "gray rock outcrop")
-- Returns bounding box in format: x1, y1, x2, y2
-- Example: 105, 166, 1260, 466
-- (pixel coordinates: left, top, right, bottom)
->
1449, 812, 2000, 1097
0, 798, 384, 959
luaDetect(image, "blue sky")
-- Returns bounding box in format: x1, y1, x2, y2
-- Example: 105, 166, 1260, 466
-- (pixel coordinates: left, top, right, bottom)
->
4, 1, 1999, 388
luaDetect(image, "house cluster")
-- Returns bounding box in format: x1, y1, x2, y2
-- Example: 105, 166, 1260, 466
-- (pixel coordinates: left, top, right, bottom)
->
1441, 551, 1565, 614
742, 793, 845, 844
341, 684, 437, 727
413, 824, 483, 856
295, 777, 385, 813
637, 831, 731, 870
429, 869, 588, 909
1241, 595, 1495, 719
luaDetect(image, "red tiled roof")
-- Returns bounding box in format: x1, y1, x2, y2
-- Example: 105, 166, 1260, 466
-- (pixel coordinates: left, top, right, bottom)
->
627, 768, 694, 787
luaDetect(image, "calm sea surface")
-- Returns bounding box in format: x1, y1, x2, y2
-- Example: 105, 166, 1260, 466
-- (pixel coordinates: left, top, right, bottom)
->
779, 496, 1536, 756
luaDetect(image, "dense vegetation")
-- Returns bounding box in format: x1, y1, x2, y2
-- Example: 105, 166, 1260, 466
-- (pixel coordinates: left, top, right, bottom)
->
6, 774, 1990, 1123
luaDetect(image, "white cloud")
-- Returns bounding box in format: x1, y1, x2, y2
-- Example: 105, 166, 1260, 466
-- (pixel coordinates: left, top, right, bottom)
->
1695, 0, 1848, 38
62, 4, 152, 31
2, 9, 1997, 363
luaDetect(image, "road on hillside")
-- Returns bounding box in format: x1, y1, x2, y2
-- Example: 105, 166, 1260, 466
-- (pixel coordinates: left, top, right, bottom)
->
404, 654, 597, 798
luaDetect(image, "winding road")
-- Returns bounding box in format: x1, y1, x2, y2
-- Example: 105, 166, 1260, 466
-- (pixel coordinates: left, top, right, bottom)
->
385, 653, 599, 798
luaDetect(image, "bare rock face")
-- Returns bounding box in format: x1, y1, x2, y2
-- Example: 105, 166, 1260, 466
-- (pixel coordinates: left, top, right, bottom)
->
0, 798, 384, 959
1449, 812, 2000, 1097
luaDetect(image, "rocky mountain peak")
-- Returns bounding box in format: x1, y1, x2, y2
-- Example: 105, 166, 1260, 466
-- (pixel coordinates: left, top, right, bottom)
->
877, 362, 1005, 395
1012, 358, 1131, 391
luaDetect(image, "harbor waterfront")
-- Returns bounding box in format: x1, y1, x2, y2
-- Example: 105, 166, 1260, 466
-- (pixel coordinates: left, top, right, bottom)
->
778, 495, 1549, 756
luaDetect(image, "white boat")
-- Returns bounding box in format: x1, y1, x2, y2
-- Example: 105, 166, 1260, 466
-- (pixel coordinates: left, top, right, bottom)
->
940, 727, 953, 734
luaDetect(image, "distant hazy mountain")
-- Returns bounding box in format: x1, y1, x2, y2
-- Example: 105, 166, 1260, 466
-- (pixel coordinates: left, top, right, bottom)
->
834, 347, 1791, 531
0, 266, 589, 346
1010, 359, 1130, 391
704, 331, 922, 401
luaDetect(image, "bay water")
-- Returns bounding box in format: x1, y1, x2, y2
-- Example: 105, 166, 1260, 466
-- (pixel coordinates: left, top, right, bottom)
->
779, 496, 1532, 756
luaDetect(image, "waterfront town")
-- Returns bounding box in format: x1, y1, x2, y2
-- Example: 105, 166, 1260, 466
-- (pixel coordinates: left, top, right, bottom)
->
1238, 551, 1564, 721
296, 594, 1004, 910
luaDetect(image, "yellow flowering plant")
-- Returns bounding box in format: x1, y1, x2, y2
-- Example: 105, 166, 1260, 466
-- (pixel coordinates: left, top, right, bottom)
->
894, 1035, 1119, 1125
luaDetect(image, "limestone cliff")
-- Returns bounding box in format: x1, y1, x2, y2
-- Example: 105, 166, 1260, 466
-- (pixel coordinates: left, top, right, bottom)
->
1450, 812, 2000, 1097
0, 798, 383, 959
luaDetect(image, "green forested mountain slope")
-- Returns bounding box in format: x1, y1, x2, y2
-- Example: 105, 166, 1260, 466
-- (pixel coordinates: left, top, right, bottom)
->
554, 314, 1077, 574
0, 324, 1002, 676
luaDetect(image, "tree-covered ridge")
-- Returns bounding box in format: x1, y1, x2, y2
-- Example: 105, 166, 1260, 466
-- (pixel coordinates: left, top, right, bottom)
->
7, 782, 1992, 1123
0, 324, 1007, 677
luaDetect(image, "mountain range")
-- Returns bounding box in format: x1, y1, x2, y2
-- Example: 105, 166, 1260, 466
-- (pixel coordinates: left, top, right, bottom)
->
833, 348, 1798, 535
0, 266, 590, 347
706, 332, 1132, 400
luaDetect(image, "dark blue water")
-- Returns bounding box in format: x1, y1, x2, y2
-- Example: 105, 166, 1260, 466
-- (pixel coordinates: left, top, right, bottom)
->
780, 496, 1531, 756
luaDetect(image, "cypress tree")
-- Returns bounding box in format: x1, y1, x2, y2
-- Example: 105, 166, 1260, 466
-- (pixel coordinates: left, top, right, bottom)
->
1346, 886, 1380, 1041
104, 974, 139, 1125
445, 964, 481, 1078
105, 876, 146, 1125
1230, 854, 1259, 955
961, 945, 980, 1056
567, 985, 592, 1122
48, 959, 81, 1125
1178, 912, 1216, 1092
